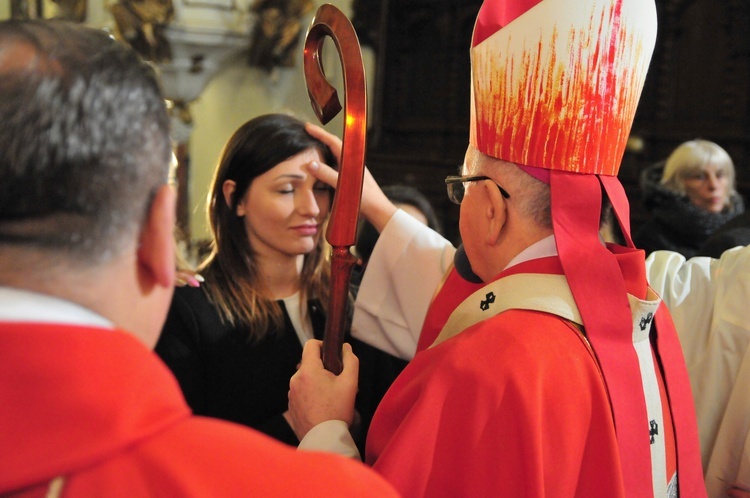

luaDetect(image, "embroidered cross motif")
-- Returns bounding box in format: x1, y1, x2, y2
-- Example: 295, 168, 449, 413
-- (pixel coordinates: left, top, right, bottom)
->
639, 312, 654, 331
480, 292, 495, 311
649, 419, 659, 444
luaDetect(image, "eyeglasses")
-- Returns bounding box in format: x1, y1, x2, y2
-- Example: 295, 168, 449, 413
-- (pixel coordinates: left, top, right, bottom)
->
445, 175, 510, 205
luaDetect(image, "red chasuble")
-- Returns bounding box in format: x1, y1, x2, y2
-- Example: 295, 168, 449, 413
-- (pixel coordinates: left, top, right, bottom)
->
369, 308, 624, 497
0, 323, 398, 497
366, 253, 702, 497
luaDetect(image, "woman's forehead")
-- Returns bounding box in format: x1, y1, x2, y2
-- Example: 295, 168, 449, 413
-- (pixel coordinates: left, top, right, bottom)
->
687, 162, 727, 174
264, 149, 323, 177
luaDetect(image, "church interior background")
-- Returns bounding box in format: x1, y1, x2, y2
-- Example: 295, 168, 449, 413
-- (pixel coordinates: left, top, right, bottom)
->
3, 0, 748, 250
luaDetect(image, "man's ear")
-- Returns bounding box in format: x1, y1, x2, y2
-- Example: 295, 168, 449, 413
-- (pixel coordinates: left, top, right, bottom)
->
484, 180, 507, 246
137, 185, 176, 289
223, 180, 242, 216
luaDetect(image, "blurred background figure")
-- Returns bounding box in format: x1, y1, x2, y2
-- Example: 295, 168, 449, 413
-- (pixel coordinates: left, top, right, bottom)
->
634, 139, 744, 258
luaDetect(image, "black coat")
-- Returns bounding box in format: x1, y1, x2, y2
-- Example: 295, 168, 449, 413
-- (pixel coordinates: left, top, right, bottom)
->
698, 210, 750, 258
633, 162, 744, 258
155, 285, 406, 453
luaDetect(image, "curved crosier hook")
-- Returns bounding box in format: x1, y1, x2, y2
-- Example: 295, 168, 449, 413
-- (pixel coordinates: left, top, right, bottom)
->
303, 4, 367, 374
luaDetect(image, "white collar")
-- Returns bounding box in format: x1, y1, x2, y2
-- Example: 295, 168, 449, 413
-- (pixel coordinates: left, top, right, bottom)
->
504, 234, 558, 271
0, 286, 113, 328
282, 292, 314, 345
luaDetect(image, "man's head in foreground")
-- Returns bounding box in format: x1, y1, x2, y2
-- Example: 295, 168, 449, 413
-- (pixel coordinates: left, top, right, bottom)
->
0, 20, 176, 346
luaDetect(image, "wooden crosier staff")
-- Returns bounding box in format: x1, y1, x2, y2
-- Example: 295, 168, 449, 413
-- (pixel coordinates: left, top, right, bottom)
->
303, 4, 367, 374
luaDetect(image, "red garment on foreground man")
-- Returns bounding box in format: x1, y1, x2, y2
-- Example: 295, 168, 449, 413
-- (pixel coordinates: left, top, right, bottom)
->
0, 321, 394, 497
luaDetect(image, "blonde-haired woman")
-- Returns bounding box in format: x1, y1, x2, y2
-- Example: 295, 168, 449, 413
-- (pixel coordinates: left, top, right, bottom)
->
634, 139, 744, 257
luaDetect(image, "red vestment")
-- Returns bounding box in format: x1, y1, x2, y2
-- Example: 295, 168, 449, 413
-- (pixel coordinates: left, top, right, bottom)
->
0, 323, 398, 497
366, 254, 704, 497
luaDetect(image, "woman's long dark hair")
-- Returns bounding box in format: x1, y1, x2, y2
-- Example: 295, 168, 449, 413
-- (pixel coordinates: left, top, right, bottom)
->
200, 113, 337, 341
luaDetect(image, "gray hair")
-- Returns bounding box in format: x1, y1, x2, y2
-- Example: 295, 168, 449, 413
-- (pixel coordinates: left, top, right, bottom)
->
0, 20, 172, 265
661, 139, 736, 197
474, 151, 552, 229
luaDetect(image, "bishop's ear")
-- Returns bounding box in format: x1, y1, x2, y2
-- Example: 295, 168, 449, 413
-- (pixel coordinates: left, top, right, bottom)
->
484, 179, 508, 246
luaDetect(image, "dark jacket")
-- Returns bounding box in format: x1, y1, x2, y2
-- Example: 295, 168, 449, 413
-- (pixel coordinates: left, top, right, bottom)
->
633, 162, 744, 258
698, 210, 750, 258
155, 285, 406, 454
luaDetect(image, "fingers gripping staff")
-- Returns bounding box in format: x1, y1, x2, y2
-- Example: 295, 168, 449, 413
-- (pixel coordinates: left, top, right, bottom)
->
303, 4, 367, 374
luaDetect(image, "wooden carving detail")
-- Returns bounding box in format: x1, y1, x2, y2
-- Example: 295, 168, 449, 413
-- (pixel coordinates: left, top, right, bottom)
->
110, 0, 175, 63
248, 0, 315, 72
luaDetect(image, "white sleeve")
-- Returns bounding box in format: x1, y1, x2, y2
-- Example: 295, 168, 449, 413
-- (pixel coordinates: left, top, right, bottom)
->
352, 209, 456, 360
296, 420, 361, 460
645, 246, 750, 496
645, 250, 716, 335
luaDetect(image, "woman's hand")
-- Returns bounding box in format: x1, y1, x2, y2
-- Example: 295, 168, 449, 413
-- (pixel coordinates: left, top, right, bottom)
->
175, 270, 204, 288
305, 123, 397, 232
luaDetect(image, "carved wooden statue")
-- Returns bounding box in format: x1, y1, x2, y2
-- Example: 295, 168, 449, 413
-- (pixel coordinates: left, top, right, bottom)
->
248, 0, 314, 72
52, 0, 87, 21
110, 0, 174, 63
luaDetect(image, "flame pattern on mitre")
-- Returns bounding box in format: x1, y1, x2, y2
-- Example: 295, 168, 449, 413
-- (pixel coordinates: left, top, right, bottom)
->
470, 0, 657, 176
